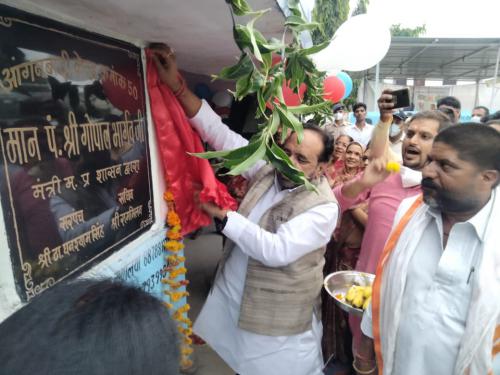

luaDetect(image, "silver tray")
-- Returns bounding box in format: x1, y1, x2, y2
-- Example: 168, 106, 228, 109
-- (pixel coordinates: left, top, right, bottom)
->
324, 270, 375, 317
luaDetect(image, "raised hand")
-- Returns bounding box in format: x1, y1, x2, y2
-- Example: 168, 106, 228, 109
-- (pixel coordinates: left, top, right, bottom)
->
359, 156, 392, 189
377, 89, 395, 124
150, 44, 182, 91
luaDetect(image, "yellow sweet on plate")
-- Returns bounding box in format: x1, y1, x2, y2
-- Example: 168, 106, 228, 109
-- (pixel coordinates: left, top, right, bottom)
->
344, 285, 372, 311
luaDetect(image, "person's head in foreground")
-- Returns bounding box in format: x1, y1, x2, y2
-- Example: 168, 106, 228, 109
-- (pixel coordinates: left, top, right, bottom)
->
402, 110, 453, 171
421, 124, 500, 214
437, 96, 461, 123
0, 279, 180, 375
279, 123, 334, 188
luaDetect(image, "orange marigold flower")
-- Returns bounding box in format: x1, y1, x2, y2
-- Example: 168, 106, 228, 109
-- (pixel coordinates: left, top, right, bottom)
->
164, 241, 184, 252
164, 191, 175, 202
181, 347, 194, 356
175, 304, 191, 315
180, 359, 193, 369
167, 230, 182, 240
169, 267, 187, 279
167, 211, 181, 226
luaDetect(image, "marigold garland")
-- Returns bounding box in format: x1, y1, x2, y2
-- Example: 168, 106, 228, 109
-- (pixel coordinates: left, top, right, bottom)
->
162, 188, 194, 371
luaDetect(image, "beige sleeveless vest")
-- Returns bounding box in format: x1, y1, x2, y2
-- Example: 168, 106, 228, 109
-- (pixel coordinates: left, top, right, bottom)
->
217, 165, 337, 336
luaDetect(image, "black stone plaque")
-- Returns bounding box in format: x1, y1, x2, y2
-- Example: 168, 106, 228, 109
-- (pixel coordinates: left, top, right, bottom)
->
0, 4, 154, 301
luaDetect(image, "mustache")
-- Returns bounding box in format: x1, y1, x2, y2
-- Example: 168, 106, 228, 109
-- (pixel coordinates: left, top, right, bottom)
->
421, 177, 439, 190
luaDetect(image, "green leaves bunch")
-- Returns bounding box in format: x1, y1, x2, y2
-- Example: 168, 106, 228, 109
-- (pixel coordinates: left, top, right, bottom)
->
196, 0, 333, 189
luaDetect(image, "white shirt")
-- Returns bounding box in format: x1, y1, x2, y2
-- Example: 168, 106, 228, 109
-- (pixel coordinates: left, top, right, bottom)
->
346, 123, 374, 147
190, 100, 339, 375
361, 195, 493, 375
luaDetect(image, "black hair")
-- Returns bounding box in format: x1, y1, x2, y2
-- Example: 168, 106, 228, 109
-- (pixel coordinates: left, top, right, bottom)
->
437, 96, 461, 110
335, 134, 354, 144
434, 124, 500, 172
302, 122, 334, 163
483, 110, 500, 124
409, 110, 454, 132
352, 102, 367, 112
473, 105, 489, 117
0, 279, 180, 375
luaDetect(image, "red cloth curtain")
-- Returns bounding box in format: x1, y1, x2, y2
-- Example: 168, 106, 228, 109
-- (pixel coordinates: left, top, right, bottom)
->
145, 50, 237, 235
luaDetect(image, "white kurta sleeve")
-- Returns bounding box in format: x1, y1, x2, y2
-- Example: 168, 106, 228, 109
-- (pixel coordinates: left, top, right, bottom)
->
222, 203, 338, 267
189, 99, 265, 180
361, 301, 374, 339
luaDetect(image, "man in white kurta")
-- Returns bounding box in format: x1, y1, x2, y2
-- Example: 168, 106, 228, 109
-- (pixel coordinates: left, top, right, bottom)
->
190, 100, 338, 375
149, 45, 339, 375
355, 124, 500, 375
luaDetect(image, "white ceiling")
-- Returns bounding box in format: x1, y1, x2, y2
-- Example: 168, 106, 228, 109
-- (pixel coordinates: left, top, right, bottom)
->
2, 0, 285, 76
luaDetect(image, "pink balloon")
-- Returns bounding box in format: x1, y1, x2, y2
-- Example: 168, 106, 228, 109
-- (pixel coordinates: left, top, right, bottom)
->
323, 76, 345, 103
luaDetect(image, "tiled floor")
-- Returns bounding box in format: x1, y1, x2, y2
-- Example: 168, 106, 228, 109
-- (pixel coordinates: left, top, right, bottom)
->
184, 229, 233, 375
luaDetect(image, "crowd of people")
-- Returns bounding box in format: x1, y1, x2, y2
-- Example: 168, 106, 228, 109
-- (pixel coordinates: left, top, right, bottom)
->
0, 43, 498, 375
149, 45, 499, 375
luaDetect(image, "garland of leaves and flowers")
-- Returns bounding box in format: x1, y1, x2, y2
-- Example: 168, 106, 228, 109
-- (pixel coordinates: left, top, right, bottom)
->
194, 0, 333, 190
162, 190, 194, 370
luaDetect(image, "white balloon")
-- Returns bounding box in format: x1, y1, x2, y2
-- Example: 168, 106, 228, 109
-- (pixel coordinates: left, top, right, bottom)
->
212, 90, 233, 108
311, 14, 391, 72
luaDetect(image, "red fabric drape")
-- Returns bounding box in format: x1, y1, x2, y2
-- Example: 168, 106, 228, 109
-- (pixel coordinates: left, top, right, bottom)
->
145, 50, 238, 235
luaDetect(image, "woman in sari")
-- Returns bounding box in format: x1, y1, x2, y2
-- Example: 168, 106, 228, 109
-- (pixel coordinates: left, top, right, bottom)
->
322, 142, 368, 373
326, 134, 354, 185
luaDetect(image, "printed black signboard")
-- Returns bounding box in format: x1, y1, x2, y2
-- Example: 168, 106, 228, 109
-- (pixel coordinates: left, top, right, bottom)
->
0, 4, 154, 300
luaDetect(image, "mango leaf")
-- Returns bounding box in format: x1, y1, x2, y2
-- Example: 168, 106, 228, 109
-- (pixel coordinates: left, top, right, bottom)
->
257, 89, 267, 116
193, 139, 262, 166
234, 24, 280, 55
286, 0, 303, 17
287, 101, 331, 115
261, 51, 272, 71
285, 16, 320, 32
247, 11, 268, 62
299, 39, 331, 56
213, 53, 253, 81
276, 105, 304, 143
268, 111, 280, 134
226, 142, 266, 175
250, 69, 266, 93
297, 54, 316, 72
266, 143, 316, 191
233, 25, 252, 51
229, 0, 253, 16
235, 70, 253, 100
190, 149, 232, 159
284, 15, 308, 27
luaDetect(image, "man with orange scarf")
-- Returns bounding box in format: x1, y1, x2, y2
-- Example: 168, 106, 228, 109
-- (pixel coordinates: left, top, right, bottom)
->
355, 125, 500, 375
